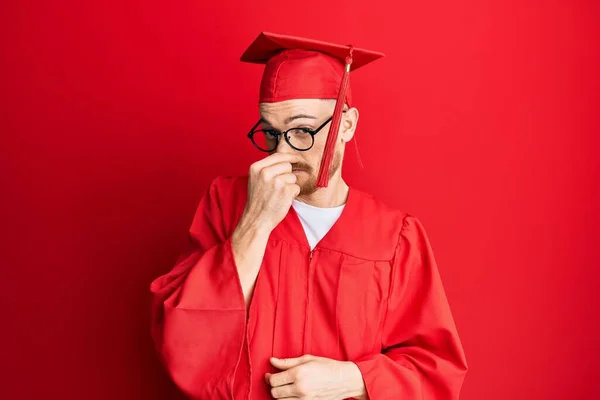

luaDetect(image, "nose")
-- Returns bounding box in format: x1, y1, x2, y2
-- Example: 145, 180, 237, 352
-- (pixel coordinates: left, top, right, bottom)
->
274, 135, 295, 154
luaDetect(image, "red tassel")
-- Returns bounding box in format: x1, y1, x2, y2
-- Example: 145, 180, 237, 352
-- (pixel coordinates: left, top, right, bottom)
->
353, 133, 365, 171
316, 47, 354, 188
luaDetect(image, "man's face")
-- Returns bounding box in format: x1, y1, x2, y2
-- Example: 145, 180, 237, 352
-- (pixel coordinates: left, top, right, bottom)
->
258, 99, 344, 196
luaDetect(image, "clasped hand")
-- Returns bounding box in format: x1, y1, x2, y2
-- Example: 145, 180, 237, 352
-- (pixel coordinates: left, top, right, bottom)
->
265, 354, 366, 400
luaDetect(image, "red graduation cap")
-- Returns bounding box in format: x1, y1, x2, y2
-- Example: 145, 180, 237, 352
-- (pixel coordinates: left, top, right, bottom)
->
241, 32, 384, 187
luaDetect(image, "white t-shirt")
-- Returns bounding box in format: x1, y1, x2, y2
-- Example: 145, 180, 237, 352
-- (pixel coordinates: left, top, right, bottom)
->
292, 199, 345, 250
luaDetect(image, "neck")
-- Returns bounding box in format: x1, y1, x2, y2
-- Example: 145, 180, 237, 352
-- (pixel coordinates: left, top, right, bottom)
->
296, 173, 349, 208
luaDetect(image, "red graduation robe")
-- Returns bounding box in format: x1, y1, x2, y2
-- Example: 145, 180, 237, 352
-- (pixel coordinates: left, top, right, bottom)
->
150, 176, 467, 399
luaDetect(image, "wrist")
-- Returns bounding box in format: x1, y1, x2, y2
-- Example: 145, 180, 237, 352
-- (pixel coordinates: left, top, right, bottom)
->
234, 214, 272, 242
342, 361, 367, 400
231, 216, 271, 269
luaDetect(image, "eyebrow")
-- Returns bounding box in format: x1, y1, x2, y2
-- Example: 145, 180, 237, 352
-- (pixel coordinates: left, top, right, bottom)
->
260, 114, 318, 126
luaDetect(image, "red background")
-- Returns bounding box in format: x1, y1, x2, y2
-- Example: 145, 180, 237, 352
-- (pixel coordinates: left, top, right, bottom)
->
1, 1, 599, 399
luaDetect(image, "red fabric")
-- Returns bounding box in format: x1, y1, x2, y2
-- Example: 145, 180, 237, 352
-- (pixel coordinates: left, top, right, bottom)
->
150, 176, 468, 399
258, 49, 353, 106
240, 31, 384, 105
241, 32, 384, 106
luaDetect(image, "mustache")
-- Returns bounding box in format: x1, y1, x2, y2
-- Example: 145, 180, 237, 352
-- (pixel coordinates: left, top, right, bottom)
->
291, 162, 312, 172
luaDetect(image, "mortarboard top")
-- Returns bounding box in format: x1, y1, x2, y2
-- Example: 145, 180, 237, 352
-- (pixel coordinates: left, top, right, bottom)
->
240, 32, 384, 187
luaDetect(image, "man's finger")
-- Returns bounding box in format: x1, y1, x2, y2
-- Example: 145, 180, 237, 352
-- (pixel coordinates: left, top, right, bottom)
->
278, 173, 298, 185
260, 162, 294, 181
270, 356, 308, 370
270, 382, 299, 399
267, 369, 294, 387
255, 153, 303, 169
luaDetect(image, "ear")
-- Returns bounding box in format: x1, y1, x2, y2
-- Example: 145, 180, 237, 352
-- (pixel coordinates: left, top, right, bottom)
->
340, 107, 359, 143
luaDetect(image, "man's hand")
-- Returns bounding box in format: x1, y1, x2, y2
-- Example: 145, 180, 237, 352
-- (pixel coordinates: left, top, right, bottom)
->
266, 355, 367, 400
232, 153, 302, 307
240, 153, 302, 233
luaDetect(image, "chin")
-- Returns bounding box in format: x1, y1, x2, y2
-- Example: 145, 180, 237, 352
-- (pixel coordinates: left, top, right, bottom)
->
297, 177, 317, 196
296, 176, 309, 188
299, 186, 318, 196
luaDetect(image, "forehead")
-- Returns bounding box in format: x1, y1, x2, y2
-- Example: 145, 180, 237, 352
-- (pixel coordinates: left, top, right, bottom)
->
259, 99, 334, 120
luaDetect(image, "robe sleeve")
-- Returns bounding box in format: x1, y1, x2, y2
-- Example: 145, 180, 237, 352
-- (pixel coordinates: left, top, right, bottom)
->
353, 215, 468, 399
150, 176, 247, 399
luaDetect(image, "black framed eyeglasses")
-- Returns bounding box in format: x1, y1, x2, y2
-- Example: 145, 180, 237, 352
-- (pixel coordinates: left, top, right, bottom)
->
247, 115, 337, 152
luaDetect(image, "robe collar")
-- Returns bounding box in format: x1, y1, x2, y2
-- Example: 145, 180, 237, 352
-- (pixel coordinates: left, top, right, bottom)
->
269, 185, 392, 260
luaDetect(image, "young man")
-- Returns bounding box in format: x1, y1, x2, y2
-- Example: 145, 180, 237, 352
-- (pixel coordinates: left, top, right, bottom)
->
151, 32, 467, 399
